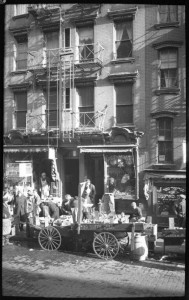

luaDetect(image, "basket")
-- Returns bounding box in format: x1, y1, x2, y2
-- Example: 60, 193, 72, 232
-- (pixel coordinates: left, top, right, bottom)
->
3, 219, 11, 236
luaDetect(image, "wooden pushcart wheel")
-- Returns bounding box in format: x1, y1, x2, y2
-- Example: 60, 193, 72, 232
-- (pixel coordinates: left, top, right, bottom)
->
93, 232, 119, 260
38, 226, 61, 251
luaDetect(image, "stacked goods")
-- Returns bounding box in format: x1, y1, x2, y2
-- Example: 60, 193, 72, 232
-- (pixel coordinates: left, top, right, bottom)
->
162, 228, 185, 237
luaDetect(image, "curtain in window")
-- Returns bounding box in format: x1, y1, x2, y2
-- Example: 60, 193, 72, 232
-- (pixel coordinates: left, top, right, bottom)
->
169, 6, 178, 22
78, 86, 94, 107
160, 48, 177, 88
116, 21, 132, 58
78, 26, 94, 61
78, 86, 94, 126
15, 5, 27, 16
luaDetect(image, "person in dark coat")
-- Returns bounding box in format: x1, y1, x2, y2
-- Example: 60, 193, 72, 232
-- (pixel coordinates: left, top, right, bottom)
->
61, 194, 73, 215
14, 190, 27, 231
173, 194, 186, 227
129, 202, 143, 222
46, 198, 60, 220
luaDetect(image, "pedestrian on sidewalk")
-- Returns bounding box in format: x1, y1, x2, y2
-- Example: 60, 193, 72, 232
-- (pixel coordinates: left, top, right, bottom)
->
3, 187, 14, 246
14, 190, 27, 232
173, 194, 186, 227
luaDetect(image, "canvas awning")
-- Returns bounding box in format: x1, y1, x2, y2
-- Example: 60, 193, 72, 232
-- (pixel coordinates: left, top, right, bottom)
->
3, 146, 49, 153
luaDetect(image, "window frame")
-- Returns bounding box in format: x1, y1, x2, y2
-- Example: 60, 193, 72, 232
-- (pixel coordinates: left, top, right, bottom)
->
114, 83, 133, 125
157, 117, 173, 164
77, 85, 94, 127
14, 91, 27, 129
158, 5, 178, 24
15, 36, 28, 71
158, 47, 178, 90
64, 28, 71, 49
45, 88, 59, 129
114, 20, 133, 60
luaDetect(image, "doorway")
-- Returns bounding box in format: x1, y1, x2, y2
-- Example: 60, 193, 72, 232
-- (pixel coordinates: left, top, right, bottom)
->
64, 159, 79, 197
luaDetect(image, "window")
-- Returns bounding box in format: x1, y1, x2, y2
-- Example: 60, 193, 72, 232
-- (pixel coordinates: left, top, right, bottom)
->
14, 5, 27, 16
45, 31, 59, 65
115, 83, 133, 124
65, 88, 70, 109
115, 21, 132, 59
78, 86, 94, 126
159, 47, 178, 88
158, 5, 178, 23
46, 89, 59, 128
16, 37, 28, 70
14, 92, 27, 129
78, 26, 94, 61
65, 28, 71, 48
157, 118, 173, 163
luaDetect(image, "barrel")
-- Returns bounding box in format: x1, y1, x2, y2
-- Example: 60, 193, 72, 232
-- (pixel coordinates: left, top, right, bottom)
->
132, 233, 148, 261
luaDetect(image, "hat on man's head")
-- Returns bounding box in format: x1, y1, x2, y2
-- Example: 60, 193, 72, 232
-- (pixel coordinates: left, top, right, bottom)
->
179, 194, 186, 199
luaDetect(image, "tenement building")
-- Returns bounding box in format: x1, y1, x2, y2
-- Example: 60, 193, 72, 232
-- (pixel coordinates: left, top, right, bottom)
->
4, 4, 186, 225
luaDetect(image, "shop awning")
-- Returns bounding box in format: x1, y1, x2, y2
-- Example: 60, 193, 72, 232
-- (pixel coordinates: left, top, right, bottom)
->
3, 146, 49, 153
78, 145, 136, 153
144, 171, 186, 181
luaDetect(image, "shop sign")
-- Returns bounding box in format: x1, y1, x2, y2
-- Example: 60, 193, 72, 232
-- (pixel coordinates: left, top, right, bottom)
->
6, 163, 19, 177
19, 163, 32, 177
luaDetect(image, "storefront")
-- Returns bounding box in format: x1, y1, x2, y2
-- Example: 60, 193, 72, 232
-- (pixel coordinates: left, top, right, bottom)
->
3, 146, 62, 198
144, 170, 186, 227
78, 145, 139, 213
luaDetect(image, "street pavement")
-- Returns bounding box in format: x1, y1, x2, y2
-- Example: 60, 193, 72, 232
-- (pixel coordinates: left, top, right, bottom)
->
2, 232, 186, 298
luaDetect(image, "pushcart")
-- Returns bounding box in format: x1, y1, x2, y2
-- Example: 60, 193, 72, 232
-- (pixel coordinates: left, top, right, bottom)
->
28, 221, 147, 260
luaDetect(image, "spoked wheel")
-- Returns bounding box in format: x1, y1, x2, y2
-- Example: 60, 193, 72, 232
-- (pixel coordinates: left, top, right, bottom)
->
93, 232, 119, 260
38, 226, 61, 251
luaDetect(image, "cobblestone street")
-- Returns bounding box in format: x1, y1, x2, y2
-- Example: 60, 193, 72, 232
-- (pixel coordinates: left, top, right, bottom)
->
2, 238, 185, 298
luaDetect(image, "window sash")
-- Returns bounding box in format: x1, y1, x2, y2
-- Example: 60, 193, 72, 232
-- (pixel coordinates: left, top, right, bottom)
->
115, 21, 132, 58
65, 88, 70, 109
65, 28, 70, 48
78, 86, 94, 107
16, 111, 27, 128
160, 69, 178, 88
16, 43, 28, 70
159, 5, 178, 23
15, 92, 27, 110
158, 118, 173, 140
116, 105, 133, 124
158, 141, 173, 163
46, 110, 59, 127
79, 106, 94, 126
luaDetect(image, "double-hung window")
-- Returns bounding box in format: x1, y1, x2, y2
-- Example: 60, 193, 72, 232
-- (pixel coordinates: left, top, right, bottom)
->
46, 89, 59, 128
159, 47, 178, 88
157, 117, 173, 163
115, 83, 133, 124
158, 5, 178, 24
115, 21, 132, 59
45, 31, 59, 65
15, 36, 28, 70
78, 86, 94, 126
14, 92, 27, 129
77, 26, 94, 61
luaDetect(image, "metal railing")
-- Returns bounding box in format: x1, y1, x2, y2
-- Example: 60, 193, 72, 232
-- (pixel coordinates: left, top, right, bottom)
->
25, 106, 107, 135
27, 43, 104, 69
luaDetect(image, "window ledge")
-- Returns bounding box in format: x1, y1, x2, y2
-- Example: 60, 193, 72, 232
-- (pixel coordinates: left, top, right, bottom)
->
116, 124, 135, 128
12, 13, 29, 20
154, 88, 180, 95
154, 22, 180, 30
111, 57, 135, 64
10, 70, 28, 75
152, 164, 176, 170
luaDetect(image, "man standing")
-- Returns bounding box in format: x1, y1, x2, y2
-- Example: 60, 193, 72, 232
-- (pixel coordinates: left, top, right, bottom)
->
173, 194, 186, 228
39, 172, 50, 200
81, 178, 96, 219
3, 188, 14, 246
129, 202, 143, 222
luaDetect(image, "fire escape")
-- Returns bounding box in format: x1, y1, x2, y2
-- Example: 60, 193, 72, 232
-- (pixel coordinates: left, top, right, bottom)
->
26, 4, 106, 143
